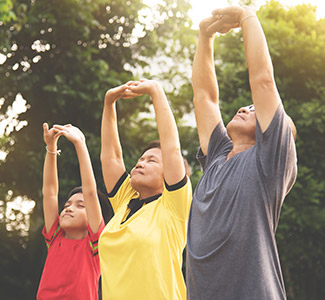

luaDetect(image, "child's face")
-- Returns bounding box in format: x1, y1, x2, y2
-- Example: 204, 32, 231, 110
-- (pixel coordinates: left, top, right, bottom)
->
59, 193, 88, 235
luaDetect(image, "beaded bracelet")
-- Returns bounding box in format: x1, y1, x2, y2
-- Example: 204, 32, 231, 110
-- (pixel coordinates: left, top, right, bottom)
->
46, 146, 61, 156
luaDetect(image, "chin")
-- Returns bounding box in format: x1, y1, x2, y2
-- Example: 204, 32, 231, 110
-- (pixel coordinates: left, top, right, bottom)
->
130, 177, 140, 192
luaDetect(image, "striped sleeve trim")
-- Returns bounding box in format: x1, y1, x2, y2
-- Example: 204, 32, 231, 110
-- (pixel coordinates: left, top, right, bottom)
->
165, 174, 187, 191
45, 225, 61, 249
89, 239, 99, 256
107, 171, 128, 198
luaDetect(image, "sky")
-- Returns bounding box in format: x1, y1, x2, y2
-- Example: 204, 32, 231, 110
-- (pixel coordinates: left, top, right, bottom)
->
189, 0, 325, 28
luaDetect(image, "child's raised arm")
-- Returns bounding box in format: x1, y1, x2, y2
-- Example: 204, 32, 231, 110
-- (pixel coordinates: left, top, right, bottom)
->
42, 123, 61, 233
53, 124, 103, 234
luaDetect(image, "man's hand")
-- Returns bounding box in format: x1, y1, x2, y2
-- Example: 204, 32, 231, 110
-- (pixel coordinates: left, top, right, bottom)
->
212, 6, 255, 33
199, 14, 224, 38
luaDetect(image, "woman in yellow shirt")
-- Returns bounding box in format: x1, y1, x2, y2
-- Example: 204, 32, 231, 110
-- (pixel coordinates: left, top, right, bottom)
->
99, 79, 192, 300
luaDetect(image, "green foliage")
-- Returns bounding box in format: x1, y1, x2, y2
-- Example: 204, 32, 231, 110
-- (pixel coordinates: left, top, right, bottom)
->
0, 0, 324, 299
0, 0, 194, 298
0, 0, 16, 24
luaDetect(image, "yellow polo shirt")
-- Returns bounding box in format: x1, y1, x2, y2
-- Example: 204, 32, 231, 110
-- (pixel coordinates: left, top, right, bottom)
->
99, 173, 192, 300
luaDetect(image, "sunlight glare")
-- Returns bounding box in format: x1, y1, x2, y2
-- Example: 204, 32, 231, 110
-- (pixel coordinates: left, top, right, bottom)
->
189, 0, 325, 29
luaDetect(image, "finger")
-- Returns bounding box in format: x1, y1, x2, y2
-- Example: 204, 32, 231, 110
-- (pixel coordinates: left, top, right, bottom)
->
126, 85, 142, 93
43, 123, 49, 133
54, 131, 64, 140
53, 124, 65, 130
123, 89, 142, 96
126, 81, 140, 87
212, 8, 226, 16
206, 19, 225, 34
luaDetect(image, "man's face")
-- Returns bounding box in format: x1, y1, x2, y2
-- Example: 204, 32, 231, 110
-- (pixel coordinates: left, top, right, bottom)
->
130, 148, 164, 195
226, 105, 256, 140
59, 193, 88, 233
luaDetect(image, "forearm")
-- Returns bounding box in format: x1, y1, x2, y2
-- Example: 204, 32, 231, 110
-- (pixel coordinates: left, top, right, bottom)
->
241, 9, 274, 87
101, 99, 126, 192
42, 151, 59, 232
42, 152, 59, 197
241, 7, 280, 129
150, 82, 185, 183
74, 141, 97, 198
101, 102, 123, 162
192, 33, 219, 104
75, 140, 102, 232
151, 83, 181, 151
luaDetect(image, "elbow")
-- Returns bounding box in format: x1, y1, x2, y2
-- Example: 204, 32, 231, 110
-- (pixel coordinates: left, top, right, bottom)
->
193, 95, 218, 107
82, 190, 98, 201
249, 71, 275, 91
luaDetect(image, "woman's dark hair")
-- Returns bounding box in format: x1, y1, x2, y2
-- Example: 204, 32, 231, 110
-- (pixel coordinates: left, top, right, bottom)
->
140, 140, 161, 156
67, 186, 114, 225
140, 140, 191, 177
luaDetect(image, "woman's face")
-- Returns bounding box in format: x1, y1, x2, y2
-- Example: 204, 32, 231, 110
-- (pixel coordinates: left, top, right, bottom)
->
130, 148, 164, 196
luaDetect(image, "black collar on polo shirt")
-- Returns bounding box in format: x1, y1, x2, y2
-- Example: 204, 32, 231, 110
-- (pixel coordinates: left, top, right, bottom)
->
121, 193, 162, 224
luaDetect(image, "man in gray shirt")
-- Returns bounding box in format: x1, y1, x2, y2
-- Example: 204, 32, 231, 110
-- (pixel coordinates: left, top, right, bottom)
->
186, 6, 297, 300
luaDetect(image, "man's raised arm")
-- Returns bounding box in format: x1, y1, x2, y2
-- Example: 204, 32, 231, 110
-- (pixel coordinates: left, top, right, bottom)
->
193, 15, 224, 155
213, 6, 281, 132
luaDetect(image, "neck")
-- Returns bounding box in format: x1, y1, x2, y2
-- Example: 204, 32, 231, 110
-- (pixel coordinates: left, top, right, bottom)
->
138, 188, 163, 201
227, 142, 255, 160
64, 229, 87, 240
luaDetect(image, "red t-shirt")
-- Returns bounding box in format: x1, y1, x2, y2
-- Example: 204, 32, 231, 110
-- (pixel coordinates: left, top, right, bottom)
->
37, 217, 105, 300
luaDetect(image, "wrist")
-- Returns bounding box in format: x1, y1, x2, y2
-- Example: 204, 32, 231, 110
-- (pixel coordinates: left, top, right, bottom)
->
199, 29, 215, 40
148, 80, 162, 98
104, 90, 117, 106
239, 7, 256, 26
46, 145, 61, 156
73, 137, 86, 147
46, 144, 57, 152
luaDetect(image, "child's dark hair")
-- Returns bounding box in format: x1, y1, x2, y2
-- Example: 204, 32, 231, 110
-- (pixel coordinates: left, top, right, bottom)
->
141, 140, 191, 177
68, 187, 114, 224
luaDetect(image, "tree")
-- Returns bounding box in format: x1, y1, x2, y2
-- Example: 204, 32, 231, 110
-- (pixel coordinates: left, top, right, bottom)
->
0, 0, 194, 298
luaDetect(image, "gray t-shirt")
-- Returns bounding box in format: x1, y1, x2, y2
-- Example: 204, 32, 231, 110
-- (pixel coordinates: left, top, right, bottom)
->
186, 105, 297, 300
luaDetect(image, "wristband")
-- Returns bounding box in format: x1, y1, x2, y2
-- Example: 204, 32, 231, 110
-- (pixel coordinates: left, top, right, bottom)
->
46, 146, 61, 156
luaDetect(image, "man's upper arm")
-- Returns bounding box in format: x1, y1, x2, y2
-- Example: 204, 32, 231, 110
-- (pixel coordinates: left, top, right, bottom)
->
194, 97, 222, 155
251, 77, 282, 133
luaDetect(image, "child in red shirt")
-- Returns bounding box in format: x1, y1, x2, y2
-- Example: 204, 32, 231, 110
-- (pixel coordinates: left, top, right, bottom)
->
37, 123, 112, 300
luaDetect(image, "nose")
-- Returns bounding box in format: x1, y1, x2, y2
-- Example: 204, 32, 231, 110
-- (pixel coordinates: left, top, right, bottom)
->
135, 160, 144, 169
65, 206, 73, 212
237, 107, 249, 114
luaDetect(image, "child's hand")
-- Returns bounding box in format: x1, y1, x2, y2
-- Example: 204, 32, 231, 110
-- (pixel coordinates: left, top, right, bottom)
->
43, 123, 60, 151
52, 124, 85, 145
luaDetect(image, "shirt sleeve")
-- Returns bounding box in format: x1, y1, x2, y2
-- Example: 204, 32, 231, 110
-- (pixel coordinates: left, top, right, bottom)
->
161, 176, 192, 222
255, 104, 297, 195
42, 216, 62, 250
88, 219, 105, 256
107, 172, 138, 213
197, 122, 233, 171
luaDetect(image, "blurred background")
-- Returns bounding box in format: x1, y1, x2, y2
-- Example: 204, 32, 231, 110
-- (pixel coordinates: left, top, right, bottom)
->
0, 0, 324, 299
